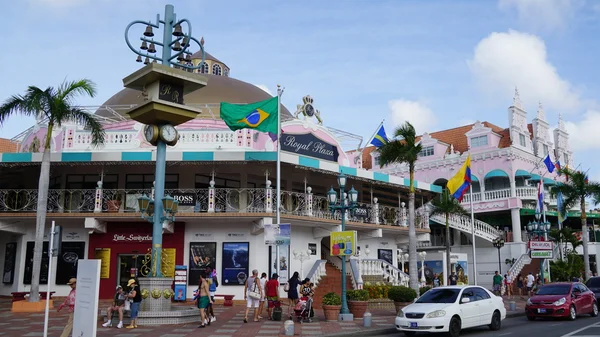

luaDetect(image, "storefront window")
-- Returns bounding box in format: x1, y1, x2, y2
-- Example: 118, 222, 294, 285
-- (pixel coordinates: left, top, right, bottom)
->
195, 174, 252, 188
126, 174, 179, 189
66, 174, 118, 189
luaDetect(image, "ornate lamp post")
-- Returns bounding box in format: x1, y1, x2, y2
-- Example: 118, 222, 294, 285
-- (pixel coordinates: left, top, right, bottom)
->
327, 173, 359, 320
397, 248, 403, 269
526, 212, 552, 284
293, 249, 312, 279
419, 251, 427, 284
124, 4, 206, 277
492, 237, 505, 274
403, 253, 409, 273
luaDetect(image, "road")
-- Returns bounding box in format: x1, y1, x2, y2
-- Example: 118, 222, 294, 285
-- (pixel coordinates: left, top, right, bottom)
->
373, 315, 600, 337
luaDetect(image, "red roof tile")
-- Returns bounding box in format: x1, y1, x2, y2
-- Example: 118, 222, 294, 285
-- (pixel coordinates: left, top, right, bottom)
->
0, 138, 18, 153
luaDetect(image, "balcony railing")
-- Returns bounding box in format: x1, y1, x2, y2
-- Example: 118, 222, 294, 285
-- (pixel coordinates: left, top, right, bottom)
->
460, 187, 557, 205
0, 188, 430, 230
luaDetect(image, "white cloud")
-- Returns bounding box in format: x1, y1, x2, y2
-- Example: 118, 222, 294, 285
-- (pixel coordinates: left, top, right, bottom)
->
468, 30, 580, 112
388, 99, 437, 134
564, 110, 600, 151
255, 84, 273, 96
498, 0, 583, 31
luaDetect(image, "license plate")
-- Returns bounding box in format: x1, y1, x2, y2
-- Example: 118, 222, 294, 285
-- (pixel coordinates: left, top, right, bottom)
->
410, 322, 418, 329
538, 308, 546, 313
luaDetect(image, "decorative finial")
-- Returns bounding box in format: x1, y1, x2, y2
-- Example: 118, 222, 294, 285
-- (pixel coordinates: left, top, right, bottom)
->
200, 37, 205, 46
536, 101, 545, 120
558, 112, 565, 131
513, 86, 522, 109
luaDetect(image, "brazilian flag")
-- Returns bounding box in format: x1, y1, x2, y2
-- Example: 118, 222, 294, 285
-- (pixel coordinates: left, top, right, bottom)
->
220, 97, 278, 133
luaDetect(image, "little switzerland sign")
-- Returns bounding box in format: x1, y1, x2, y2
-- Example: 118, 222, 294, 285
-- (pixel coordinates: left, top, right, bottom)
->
281, 133, 340, 162
113, 234, 152, 242
530, 250, 553, 259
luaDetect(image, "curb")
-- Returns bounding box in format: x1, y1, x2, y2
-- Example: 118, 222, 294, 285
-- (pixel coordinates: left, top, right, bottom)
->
324, 327, 397, 337
507, 310, 526, 318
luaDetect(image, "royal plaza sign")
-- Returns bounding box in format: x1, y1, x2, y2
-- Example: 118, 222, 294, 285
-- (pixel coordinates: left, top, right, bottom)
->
281, 133, 340, 162
529, 241, 553, 250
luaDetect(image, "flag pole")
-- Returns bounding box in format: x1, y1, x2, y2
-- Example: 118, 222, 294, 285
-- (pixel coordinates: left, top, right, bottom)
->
469, 186, 477, 285
356, 119, 385, 163
276, 85, 283, 283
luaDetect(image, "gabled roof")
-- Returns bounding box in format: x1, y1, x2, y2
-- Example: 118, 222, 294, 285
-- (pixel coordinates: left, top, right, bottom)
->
0, 138, 18, 153
416, 121, 511, 154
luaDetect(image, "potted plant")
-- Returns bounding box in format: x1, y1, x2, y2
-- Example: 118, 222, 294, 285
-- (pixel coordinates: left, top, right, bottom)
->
322, 292, 342, 321
346, 289, 370, 318
388, 286, 417, 314
107, 193, 122, 213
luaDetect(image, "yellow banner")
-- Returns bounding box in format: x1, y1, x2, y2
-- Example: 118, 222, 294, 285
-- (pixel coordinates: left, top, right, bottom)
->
94, 248, 111, 279
330, 231, 357, 256
162, 248, 176, 277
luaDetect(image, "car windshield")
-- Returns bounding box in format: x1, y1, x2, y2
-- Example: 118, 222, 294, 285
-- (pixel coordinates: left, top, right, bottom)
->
415, 288, 460, 303
536, 284, 571, 295
587, 278, 600, 288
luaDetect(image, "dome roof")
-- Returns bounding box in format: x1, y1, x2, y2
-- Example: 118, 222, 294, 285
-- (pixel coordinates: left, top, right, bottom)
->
96, 73, 291, 119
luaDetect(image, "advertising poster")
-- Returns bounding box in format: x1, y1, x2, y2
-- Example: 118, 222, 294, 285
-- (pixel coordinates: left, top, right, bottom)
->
222, 242, 249, 285
455, 260, 469, 284
2, 242, 17, 284
94, 248, 111, 279
24, 241, 49, 285
189, 242, 216, 284
269, 245, 289, 284
377, 249, 393, 265
417, 260, 443, 281
161, 248, 176, 278
264, 223, 291, 246
330, 231, 357, 256
55, 242, 86, 285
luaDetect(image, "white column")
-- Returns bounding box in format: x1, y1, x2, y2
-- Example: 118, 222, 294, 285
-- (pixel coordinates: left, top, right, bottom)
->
510, 208, 522, 243
510, 177, 517, 198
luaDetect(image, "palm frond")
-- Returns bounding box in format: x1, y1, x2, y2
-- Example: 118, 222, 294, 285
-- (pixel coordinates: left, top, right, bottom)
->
0, 86, 50, 123
377, 122, 422, 167
67, 108, 106, 146
58, 79, 97, 104
429, 189, 469, 217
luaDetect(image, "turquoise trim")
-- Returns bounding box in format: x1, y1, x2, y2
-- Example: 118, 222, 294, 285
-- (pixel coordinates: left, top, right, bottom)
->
404, 178, 410, 187
530, 174, 541, 181
431, 184, 443, 193
2, 153, 32, 163
121, 152, 152, 161
484, 169, 509, 179
245, 152, 277, 161
471, 175, 479, 182
373, 172, 389, 182
298, 156, 319, 168
543, 177, 556, 186
61, 152, 92, 162
339, 166, 357, 176
182, 152, 214, 161
515, 169, 532, 178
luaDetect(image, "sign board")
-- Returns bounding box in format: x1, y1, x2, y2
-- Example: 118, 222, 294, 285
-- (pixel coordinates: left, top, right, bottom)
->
281, 133, 340, 162
529, 241, 553, 250
159, 82, 184, 104
264, 223, 291, 246
73, 259, 101, 337
330, 231, 357, 256
172, 192, 196, 206
94, 248, 111, 279
173, 265, 187, 301
161, 248, 176, 277
530, 250, 553, 259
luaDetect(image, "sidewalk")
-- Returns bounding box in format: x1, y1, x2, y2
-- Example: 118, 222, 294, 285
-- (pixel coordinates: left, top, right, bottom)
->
0, 296, 526, 337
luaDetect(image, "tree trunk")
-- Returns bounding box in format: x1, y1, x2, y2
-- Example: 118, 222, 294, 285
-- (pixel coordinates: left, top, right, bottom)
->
408, 166, 418, 294
445, 213, 451, 286
581, 198, 591, 281
29, 125, 53, 302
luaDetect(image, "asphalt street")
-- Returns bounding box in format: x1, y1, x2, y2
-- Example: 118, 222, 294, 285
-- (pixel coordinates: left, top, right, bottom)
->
372, 315, 600, 337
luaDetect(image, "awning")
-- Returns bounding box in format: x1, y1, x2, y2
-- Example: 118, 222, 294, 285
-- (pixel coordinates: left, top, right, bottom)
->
470, 175, 479, 182
515, 169, 532, 179
484, 169, 509, 179
529, 174, 541, 181
543, 178, 556, 186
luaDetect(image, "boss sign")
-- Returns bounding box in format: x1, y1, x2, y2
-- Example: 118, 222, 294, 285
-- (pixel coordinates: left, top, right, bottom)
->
172, 193, 196, 206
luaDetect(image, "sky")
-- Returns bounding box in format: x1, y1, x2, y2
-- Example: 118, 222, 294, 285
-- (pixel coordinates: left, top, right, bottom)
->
1, 0, 600, 179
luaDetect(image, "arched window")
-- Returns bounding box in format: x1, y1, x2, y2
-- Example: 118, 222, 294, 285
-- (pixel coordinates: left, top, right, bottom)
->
212, 64, 222, 76
224, 68, 229, 77
199, 62, 209, 74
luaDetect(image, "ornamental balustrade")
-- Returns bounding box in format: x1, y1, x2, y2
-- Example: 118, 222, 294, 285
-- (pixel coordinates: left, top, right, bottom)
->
459, 186, 557, 205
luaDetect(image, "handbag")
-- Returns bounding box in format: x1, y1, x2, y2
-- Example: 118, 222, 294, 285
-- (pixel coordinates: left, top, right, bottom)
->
248, 279, 261, 300
283, 283, 290, 292
124, 299, 131, 311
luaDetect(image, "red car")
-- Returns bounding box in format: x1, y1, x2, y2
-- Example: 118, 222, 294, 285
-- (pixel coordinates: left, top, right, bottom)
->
525, 282, 598, 321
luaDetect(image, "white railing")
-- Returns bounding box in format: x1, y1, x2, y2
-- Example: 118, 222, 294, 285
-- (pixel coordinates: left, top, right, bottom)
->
429, 212, 501, 242
359, 258, 409, 287
461, 192, 482, 204
484, 189, 511, 201
508, 252, 532, 277
460, 187, 557, 205
73, 130, 139, 150
306, 260, 327, 289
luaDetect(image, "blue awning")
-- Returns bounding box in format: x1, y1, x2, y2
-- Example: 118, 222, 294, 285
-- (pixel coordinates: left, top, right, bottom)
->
544, 177, 556, 186
470, 175, 479, 182
515, 169, 532, 179
529, 174, 541, 181
484, 169, 509, 179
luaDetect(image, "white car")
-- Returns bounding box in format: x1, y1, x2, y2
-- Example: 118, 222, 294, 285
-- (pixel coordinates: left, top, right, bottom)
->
395, 285, 506, 337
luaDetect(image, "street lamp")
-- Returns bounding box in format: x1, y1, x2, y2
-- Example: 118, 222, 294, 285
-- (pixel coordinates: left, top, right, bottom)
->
327, 173, 359, 320
526, 211, 552, 285
419, 251, 427, 284
293, 249, 312, 279
124, 4, 206, 277
403, 253, 409, 273
397, 248, 403, 269
492, 237, 505, 274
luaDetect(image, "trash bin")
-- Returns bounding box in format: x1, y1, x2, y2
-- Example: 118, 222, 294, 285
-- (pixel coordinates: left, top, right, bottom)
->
509, 301, 517, 311
363, 312, 372, 327
284, 319, 295, 336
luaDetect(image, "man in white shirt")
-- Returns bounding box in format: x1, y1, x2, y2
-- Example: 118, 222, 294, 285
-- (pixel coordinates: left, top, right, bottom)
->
526, 272, 535, 296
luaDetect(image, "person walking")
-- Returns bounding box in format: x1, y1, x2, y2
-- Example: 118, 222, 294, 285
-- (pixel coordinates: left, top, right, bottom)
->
258, 272, 268, 319
244, 269, 263, 323
493, 271, 502, 295
286, 272, 300, 318
102, 285, 126, 328
264, 273, 280, 320
57, 278, 77, 337
526, 272, 535, 297
516, 273, 524, 299
196, 272, 213, 328
126, 279, 142, 329
207, 268, 218, 324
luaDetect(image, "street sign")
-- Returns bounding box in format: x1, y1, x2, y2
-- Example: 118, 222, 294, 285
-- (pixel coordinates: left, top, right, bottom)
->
529, 241, 553, 250
530, 250, 553, 259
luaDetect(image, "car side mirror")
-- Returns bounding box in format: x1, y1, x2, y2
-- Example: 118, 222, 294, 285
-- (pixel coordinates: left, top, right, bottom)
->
461, 297, 471, 304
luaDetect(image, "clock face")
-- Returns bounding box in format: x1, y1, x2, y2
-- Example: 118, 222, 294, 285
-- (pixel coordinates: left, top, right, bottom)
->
160, 124, 177, 142
304, 104, 315, 117
144, 125, 156, 143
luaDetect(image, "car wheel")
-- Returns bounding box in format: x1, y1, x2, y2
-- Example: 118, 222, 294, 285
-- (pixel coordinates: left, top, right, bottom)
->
446, 316, 461, 337
591, 302, 599, 317
488, 310, 501, 331
403, 332, 416, 337
569, 305, 577, 321
527, 315, 536, 321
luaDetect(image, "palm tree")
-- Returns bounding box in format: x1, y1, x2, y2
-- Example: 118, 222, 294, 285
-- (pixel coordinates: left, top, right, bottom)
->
0, 79, 105, 302
429, 189, 468, 284
551, 168, 600, 281
378, 122, 422, 293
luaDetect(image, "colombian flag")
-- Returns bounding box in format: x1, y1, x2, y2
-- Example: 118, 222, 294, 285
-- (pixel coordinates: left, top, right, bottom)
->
447, 154, 472, 202
220, 97, 278, 133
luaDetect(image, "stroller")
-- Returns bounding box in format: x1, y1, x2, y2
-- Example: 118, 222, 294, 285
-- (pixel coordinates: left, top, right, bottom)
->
293, 296, 313, 323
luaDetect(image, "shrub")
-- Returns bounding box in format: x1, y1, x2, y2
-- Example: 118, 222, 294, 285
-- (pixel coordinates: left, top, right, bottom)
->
388, 286, 417, 303
347, 289, 370, 301
363, 284, 391, 299
323, 292, 342, 306
419, 286, 432, 295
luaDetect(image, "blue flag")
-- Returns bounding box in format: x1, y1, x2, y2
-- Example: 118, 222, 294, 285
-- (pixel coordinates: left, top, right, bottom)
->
370, 125, 389, 148
543, 154, 555, 173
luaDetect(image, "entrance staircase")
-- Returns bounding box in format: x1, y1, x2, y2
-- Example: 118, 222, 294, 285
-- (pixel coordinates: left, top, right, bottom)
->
429, 212, 501, 242
311, 262, 353, 308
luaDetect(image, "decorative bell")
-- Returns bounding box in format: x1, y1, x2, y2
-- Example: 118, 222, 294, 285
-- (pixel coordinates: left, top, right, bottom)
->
185, 54, 192, 62
172, 41, 182, 51
181, 37, 189, 47
177, 53, 185, 61
144, 57, 150, 65
143, 25, 154, 37
140, 41, 148, 50
136, 55, 142, 63
148, 43, 157, 53
173, 24, 183, 37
